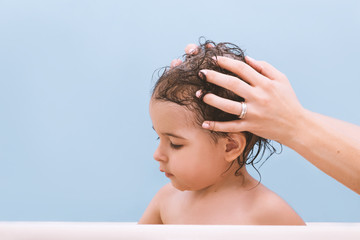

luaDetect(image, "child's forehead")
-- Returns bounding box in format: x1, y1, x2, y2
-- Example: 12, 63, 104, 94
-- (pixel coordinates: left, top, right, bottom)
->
149, 99, 199, 128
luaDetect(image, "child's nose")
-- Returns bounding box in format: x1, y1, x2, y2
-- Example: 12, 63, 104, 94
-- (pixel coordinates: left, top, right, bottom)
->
153, 145, 168, 162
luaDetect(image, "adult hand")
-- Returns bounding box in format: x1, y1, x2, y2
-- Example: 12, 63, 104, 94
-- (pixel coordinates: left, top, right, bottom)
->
197, 55, 306, 144
172, 44, 306, 144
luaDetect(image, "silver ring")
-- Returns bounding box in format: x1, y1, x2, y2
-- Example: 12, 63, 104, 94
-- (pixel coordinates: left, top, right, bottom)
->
238, 102, 247, 119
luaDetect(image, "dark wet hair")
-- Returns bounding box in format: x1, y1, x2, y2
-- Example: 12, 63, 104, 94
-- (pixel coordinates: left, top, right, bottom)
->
152, 39, 278, 178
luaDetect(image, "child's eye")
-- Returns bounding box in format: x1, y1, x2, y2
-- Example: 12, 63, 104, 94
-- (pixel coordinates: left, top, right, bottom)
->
156, 137, 160, 141
170, 142, 183, 149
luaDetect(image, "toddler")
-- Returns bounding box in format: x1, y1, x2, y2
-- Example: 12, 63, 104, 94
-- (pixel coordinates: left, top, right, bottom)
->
139, 41, 304, 225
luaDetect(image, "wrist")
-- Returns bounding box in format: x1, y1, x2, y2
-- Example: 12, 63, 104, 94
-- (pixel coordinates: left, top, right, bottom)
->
280, 107, 314, 149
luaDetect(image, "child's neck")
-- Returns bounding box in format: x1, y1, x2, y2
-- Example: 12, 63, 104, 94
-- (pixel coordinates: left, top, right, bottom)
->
192, 165, 259, 197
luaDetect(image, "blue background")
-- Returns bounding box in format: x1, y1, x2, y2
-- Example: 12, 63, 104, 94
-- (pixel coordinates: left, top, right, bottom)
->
0, 0, 359, 222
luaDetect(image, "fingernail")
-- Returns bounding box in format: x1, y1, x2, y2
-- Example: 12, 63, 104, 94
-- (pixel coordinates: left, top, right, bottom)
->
200, 70, 207, 75
196, 90, 202, 98
205, 43, 214, 48
198, 70, 207, 80
202, 122, 210, 129
212, 56, 217, 60
189, 48, 195, 54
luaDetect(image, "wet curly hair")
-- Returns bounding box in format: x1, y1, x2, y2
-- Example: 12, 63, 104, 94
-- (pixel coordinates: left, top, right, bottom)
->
152, 39, 277, 177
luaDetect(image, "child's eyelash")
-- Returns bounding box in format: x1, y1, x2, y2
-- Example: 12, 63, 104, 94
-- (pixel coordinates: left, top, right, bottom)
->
155, 137, 183, 149
170, 143, 183, 149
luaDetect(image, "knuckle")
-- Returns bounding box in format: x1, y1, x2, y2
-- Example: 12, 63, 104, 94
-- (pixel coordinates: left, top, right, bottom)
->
255, 90, 271, 104
256, 61, 266, 73
261, 95, 271, 105
258, 60, 268, 65
262, 79, 272, 89
259, 60, 271, 70
258, 60, 266, 65
232, 79, 244, 93
210, 122, 216, 131
235, 61, 247, 72
223, 75, 234, 87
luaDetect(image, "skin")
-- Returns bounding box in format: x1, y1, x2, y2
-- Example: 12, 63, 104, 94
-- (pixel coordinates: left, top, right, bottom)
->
138, 99, 305, 225
171, 45, 360, 194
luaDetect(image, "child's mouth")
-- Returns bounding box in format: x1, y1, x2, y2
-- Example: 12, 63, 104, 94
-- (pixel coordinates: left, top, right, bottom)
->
165, 172, 174, 178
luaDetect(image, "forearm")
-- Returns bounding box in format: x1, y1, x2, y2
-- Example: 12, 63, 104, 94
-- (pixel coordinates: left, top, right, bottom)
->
285, 109, 360, 194
312, 112, 360, 142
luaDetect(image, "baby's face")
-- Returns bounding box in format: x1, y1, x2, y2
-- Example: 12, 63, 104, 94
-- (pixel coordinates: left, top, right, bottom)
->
149, 99, 232, 191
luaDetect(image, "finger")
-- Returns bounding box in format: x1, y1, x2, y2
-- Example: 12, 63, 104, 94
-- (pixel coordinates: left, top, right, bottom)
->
199, 70, 253, 98
170, 59, 182, 68
244, 56, 264, 75
198, 92, 244, 116
213, 56, 267, 86
205, 43, 214, 49
202, 120, 247, 133
245, 56, 285, 81
185, 43, 199, 55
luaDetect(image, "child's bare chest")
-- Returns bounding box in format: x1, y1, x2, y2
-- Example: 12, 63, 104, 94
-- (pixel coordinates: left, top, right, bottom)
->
160, 191, 255, 224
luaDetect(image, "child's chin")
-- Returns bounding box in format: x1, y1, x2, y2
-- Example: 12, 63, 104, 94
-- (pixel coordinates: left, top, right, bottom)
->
171, 182, 200, 192
171, 182, 188, 191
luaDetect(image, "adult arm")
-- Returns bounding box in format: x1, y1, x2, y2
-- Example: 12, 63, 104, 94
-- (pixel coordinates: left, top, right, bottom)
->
287, 109, 360, 194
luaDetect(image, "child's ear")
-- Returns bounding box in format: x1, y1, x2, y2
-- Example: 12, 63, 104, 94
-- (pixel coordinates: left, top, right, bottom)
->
224, 133, 246, 162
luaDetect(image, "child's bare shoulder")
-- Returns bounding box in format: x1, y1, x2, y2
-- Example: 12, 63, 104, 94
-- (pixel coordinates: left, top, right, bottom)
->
248, 184, 305, 225
155, 183, 179, 200
150, 183, 178, 200
138, 183, 177, 224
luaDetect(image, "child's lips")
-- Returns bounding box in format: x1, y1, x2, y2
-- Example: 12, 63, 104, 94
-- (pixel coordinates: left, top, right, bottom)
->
165, 172, 173, 178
